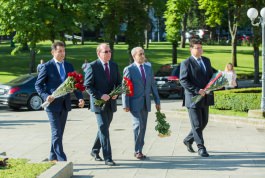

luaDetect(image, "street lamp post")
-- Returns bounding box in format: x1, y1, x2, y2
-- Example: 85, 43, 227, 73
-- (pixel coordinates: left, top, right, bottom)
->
247, 7, 265, 111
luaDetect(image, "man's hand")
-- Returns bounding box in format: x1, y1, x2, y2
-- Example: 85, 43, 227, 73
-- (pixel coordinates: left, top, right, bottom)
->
198, 89, 206, 96
46, 95, 55, 103
101, 94, 110, 101
123, 107, 130, 112
111, 95, 118, 100
156, 104, 161, 111
78, 99, 85, 108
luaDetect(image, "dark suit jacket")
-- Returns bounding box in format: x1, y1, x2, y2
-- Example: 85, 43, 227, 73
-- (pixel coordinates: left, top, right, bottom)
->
35, 59, 83, 112
179, 56, 214, 108
84, 59, 121, 112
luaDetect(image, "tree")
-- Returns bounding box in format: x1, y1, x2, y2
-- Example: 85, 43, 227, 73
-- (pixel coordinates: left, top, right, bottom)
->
164, 0, 183, 64
246, 0, 265, 84
198, 0, 245, 67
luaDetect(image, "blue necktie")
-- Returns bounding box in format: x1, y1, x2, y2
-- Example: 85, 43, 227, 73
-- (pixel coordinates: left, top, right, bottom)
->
58, 62, 65, 82
140, 65, 146, 85
198, 58, 206, 74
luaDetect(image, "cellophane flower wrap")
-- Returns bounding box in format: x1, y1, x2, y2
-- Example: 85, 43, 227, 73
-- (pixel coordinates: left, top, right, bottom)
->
41, 71, 85, 108
155, 111, 171, 137
94, 77, 134, 108
191, 71, 228, 105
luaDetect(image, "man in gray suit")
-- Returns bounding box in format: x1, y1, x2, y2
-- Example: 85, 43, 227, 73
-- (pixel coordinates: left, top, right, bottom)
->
84, 43, 121, 166
179, 39, 214, 157
122, 47, 160, 159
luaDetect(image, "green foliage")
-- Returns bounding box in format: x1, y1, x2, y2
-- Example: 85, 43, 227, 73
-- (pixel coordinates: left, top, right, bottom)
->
0, 158, 53, 178
164, 0, 184, 42
212, 88, 261, 112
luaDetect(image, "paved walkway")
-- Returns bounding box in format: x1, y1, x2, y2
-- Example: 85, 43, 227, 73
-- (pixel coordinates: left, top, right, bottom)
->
0, 100, 265, 178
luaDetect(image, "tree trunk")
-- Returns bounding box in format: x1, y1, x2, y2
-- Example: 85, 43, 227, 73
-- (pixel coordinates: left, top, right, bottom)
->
181, 13, 188, 48
81, 24, 85, 45
109, 40, 114, 61
172, 42, 177, 64
231, 35, 237, 67
253, 46, 260, 84
29, 46, 36, 73
144, 29, 149, 49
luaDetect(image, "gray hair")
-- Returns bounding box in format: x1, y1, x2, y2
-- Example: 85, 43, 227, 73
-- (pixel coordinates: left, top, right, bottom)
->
131, 47, 143, 57
96, 43, 109, 53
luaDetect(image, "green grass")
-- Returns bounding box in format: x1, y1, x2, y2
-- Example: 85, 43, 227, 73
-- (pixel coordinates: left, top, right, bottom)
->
0, 158, 53, 178
209, 108, 248, 117
0, 41, 262, 83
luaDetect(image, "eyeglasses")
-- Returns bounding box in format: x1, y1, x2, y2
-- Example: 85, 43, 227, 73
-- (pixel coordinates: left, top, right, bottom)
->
192, 47, 202, 50
100, 50, 112, 54
139, 52, 145, 56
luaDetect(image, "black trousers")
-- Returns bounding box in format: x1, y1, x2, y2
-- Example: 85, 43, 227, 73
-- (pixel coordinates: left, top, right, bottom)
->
184, 106, 209, 149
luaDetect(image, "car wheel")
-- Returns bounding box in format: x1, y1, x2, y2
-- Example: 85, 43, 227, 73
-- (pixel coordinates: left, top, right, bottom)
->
27, 94, 43, 111
159, 94, 170, 99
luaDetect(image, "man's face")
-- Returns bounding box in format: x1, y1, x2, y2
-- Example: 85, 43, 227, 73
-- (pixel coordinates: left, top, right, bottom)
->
51, 46, 65, 62
97, 44, 111, 63
190, 44, 203, 58
133, 49, 145, 64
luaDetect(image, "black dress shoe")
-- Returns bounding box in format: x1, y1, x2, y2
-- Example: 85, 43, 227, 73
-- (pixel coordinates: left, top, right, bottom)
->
90, 152, 103, 161
105, 160, 116, 166
198, 148, 209, 157
183, 141, 195, 153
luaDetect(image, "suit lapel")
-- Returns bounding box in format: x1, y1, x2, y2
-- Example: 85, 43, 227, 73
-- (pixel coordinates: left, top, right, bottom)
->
132, 63, 145, 86
51, 60, 62, 81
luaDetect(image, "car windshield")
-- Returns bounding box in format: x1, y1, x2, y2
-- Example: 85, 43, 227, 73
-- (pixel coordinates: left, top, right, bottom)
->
156, 65, 173, 76
156, 65, 180, 77
5, 74, 36, 85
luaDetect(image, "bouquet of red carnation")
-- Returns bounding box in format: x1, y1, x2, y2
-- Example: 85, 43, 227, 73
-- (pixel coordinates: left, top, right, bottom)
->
41, 71, 85, 108
94, 77, 134, 108
191, 71, 228, 105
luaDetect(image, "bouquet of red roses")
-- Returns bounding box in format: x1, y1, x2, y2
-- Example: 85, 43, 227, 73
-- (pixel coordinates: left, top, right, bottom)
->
41, 71, 85, 108
191, 71, 228, 105
94, 77, 134, 108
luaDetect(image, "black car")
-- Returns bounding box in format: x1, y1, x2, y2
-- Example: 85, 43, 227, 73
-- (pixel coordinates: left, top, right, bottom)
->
154, 64, 183, 98
0, 73, 89, 111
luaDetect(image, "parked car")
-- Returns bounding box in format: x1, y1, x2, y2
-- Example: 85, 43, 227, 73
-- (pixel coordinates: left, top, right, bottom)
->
0, 73, 89, 111
154, 64, 183, 98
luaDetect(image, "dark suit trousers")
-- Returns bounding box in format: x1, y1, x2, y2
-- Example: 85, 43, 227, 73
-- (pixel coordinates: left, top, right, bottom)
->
47, 108, 68, 161
184, 106, 209, 149
92, 105, 113, 161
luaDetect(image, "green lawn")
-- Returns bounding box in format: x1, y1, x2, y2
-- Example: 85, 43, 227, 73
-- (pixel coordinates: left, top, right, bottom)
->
0, 41, 261, 83
0, 158, 53, 178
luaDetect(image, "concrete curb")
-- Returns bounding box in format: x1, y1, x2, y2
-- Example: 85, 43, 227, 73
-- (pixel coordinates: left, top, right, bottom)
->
38, 161, 73, 178
165, 110, 265, 127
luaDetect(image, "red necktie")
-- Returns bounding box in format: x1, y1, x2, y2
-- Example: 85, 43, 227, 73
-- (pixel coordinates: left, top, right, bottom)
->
104, 63, 110, 82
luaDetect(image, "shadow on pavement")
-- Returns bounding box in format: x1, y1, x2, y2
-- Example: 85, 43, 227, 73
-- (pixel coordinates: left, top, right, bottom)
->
73, 151, 265, 172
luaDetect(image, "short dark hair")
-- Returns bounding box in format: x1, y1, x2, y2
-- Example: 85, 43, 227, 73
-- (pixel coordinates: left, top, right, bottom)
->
189, 38, 202, 48
51, 41, 65, 50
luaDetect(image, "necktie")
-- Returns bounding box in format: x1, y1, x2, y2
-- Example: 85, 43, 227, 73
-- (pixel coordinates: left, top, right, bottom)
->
140, 64, 146, 85
58, 62, 65, 82
104, 63, 110, 82
198, 58, 206, 74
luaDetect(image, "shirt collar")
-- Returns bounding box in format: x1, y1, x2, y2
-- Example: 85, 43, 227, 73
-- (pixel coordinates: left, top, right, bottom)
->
134, 62, 144, 68
54, 58, 64, 64
99, 58, 108, 66
192, 55, 201, 61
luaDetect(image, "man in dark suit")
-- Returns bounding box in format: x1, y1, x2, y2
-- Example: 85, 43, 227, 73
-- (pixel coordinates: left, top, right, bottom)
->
179, 39, 214, 157
122, 47, 160, 159
35, 41, 85, 162
84, 43, 121, 166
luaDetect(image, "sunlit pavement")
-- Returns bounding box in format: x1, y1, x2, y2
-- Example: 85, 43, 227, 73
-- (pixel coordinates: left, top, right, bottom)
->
0, 99, 265, 178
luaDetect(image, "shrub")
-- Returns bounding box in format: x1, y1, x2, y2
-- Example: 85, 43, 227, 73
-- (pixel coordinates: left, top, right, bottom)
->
211, 87, 261, 112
